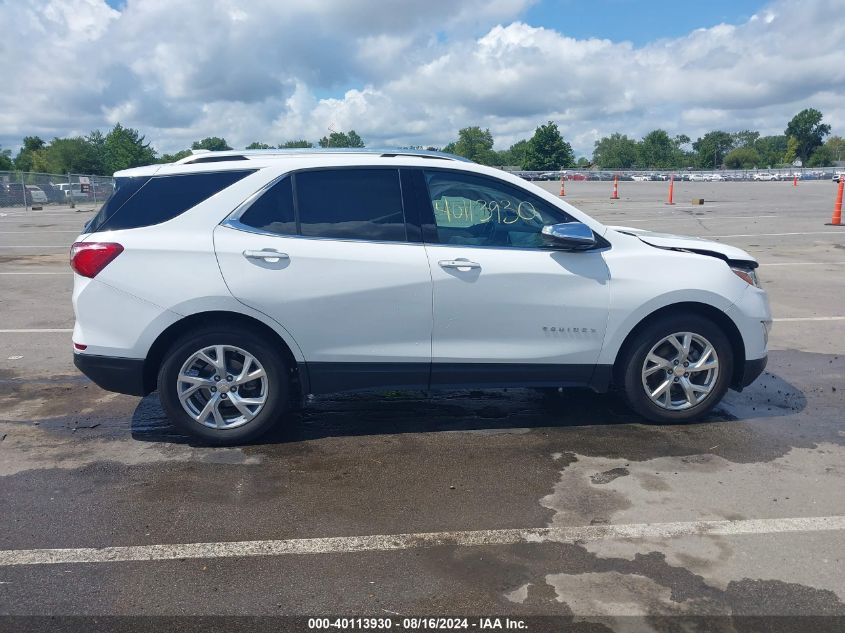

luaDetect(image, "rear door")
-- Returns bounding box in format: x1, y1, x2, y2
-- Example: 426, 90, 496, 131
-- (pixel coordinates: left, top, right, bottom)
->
214, 167, 433, 393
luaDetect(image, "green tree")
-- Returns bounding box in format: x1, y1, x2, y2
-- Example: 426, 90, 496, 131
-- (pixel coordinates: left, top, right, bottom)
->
192, 137, 232, 151
279, 140, 313, 148
783, 136, 799, 165
318, 130, 365, 148
157, 149, 192, 163
753, 135, 788, 167
824, 136, 845, 163
30, 137, 101, 174
13, 136, 46, 171
732, 130, 760, 148
445, 126, 496, 164
346, 130, 364, 148
692, 131, 734, 168
785, 108, 831, 163
245, 142, 272, 149
807, 145, 834, 167
638, 129, 682, 168
524, 121, 574, 170
491, 139, 529, 167
575, 156, 590, 168
100, 123, 156, 174
724, 147, 761, 169
0, 146, 13, 171
592, 133, 639, 168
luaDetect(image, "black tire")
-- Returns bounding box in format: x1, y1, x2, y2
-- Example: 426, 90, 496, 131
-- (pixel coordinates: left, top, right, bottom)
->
618, 313, 733, 423
157, 327, 290, 444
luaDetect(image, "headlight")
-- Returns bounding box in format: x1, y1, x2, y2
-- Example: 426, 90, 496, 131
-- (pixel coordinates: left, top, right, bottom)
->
730, 265, 759, 287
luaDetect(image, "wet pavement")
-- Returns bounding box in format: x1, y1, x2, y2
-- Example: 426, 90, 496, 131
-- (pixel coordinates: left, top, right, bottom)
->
1, 183, 844, 630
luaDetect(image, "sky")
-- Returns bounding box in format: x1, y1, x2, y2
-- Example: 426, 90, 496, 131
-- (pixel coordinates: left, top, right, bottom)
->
1, 0, 844, 159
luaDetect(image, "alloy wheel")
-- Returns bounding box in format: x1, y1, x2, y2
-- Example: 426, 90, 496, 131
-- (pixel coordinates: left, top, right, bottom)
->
641, 332, 719, 411
176, 345, 268, 429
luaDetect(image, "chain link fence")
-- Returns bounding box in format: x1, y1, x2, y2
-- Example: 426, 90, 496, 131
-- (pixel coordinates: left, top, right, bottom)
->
508, 167, 839, 182
1, 166, 838, 211
0, 171, 115, 211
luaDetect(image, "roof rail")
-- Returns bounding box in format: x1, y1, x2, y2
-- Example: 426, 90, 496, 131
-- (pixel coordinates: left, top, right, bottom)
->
173, 147, 471, 165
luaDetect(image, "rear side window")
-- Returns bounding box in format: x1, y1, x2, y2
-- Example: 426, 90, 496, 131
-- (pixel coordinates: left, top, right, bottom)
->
88, 170, 254, 232
295, 169, 406, 242
238, 177, 296, 235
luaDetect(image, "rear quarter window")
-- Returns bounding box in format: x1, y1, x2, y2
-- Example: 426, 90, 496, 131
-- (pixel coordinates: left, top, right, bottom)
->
87, 170, 255, 232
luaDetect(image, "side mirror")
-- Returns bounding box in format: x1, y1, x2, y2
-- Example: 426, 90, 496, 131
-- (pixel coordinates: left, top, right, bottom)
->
541, 222, 597, 250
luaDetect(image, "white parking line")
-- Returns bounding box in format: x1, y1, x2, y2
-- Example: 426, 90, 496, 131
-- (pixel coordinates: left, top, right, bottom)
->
1, 515, 843, 567
0, 328, 72, 333
761, 262, 845, 266
617, 215, 778, 222
773, 317, 845, 322
712, 231, 845, 238
0, 272, 71, 275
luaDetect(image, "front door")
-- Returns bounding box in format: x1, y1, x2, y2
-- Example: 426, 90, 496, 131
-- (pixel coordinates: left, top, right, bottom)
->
416, 169, 611, 387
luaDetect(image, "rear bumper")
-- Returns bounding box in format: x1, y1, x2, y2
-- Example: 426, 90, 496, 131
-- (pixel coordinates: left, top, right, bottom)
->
74, 353, 148, 396
734, 355, 767, 390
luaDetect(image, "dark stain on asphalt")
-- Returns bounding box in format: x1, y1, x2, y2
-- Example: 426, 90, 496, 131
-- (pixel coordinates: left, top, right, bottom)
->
2, 350, 841, 472
441, 542, 845, 617
0, 253, 67, 266
589, 467, 630, 485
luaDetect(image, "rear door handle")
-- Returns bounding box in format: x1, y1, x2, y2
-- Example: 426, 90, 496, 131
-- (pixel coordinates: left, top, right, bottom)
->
243, 249, 290, 262
438, 259, 481, 270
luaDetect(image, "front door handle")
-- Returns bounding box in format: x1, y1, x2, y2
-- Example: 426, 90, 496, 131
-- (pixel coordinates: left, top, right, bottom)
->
438, 258, 481, 270
243, 249, 290, 263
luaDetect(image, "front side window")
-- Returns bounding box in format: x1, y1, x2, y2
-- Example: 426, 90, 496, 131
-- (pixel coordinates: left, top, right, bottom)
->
295, 169, 406, 242
423, 170, 572, 248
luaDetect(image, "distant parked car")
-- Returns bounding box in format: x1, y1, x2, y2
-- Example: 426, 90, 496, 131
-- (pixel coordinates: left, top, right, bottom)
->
832, 172, 843, 183
709, 174, 724, 182
631, 175, 649, 182
39, 183, 65, 203
25, 185, 48, 203
55, 183, 89, 200
753, 173, 776, 181
1, 183, 32, 206
689, 174, 707, 182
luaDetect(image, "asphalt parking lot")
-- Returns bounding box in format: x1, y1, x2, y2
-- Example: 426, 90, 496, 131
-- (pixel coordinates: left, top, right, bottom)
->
1, 180, 844, 627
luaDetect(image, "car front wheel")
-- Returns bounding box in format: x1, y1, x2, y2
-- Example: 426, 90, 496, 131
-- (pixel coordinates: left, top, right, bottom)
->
157, 328, 289, 444
619, 314, 733, 423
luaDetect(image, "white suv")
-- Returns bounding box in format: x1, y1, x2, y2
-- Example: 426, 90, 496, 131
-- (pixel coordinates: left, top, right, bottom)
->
71, 149, 771, 444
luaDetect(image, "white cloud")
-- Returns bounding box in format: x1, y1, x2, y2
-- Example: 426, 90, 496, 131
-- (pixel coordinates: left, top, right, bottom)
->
1, 0, 844, 159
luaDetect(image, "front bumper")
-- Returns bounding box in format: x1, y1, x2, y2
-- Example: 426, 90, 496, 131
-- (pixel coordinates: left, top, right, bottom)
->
74, 353, 148, 396
734, 355, 768, 390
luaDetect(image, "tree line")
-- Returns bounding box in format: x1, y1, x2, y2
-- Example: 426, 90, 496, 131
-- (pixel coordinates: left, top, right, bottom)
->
0, 127, 366, 176
444, 108, 841, 170
0, 108, 840, 176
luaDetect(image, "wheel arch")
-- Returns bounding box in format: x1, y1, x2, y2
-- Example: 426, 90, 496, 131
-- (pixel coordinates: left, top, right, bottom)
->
142, 310, 307, 397
610, 302, 746, 390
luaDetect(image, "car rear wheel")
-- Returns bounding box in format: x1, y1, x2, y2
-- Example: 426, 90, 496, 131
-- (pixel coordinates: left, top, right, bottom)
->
157, 328, 289, 444
619, 314, 733, 423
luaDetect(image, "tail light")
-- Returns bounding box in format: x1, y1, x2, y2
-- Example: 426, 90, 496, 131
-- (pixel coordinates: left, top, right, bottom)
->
70, 242, 124, 278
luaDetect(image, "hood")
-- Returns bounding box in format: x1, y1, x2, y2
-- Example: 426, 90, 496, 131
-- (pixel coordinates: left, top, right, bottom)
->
610, 226, 757, 267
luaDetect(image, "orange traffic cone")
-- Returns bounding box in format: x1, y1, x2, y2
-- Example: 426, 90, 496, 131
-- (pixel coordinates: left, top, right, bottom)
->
827, 176, 844, 226
610, 175, 619, 200
559, 175, 566, 197
666, 175, 675, 205
793, 175, 798, 187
